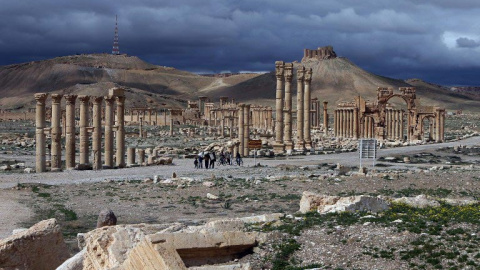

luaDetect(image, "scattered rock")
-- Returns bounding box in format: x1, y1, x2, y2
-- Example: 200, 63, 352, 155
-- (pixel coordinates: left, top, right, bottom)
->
299, 191, 390, 214
203, 181, 215, 187
207, 193, 219, 200
393, 195, 440, 208
96, 209, 117, 228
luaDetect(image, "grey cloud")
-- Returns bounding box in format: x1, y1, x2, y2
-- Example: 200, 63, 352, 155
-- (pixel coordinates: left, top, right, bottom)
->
456, 37, 480, 48
1, 0, 480, 85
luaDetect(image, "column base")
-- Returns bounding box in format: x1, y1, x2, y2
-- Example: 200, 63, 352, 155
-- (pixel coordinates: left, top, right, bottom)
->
294, 140, 305, 152
51, 168, 62, 172
285, 141, 294, 152
304, 140, 312, 150
272, 142, 285, 154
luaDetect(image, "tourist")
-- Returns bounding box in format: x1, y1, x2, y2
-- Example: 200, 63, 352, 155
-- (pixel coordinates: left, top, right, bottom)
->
210, 151, 216, 169
194, 157, 199, 169
204, 152, 210, 169
198, 152, 204, 169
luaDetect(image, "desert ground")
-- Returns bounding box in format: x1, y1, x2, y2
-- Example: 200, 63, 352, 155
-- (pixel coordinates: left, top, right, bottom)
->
1, 114, 480, 269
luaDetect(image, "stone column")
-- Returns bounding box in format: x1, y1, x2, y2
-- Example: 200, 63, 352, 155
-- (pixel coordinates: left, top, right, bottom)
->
115, 95, 126, 168
35, 93, 48, 172
243, 104, 250, 156
323, 101, 328, 133
229, 117, 234, 139
295, 67, 305, 151
304, 68, 312, 149
169, 118, 174, 136
139, 117, 143, 138
65, 95, 77, 170
238, 104, 245, 156
353, 108, 359, 139
340, 109, 345, 137
104, 96, 115, 168
127, 147, 136, 166
50, 94, 62, 172
334, 110, 338, 137
78, 95, 90, 165
92, 96, 103, 170
283, 63, 294, 152
274, 61, 285, 153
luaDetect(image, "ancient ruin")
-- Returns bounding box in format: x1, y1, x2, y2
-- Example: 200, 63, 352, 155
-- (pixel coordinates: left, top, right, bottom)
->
34, 88, 126, 172
273, 61, 313, 154
334, 87, 445, 142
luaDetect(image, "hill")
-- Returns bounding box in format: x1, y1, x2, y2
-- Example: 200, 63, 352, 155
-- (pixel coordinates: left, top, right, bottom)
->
0, 51, 478, 112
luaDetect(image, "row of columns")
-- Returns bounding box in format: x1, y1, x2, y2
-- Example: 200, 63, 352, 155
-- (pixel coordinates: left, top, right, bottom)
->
35, 89, 126, 173
334, 108, 359, 139
385, 109, 404, 140
273, 61, 313, 154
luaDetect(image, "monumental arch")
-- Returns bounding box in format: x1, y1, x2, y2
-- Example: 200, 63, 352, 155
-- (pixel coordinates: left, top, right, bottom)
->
333, 87, 445, 142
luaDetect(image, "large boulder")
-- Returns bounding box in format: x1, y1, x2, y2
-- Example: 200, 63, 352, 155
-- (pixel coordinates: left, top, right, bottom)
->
0, 218, 70, 270
299, 192, 390, 214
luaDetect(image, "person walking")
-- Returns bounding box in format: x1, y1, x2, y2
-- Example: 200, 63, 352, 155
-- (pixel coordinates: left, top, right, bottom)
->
194, 157, 199, 169
198, 152, 204, 169
204, 152, 210, 169
210, 151, 216, 169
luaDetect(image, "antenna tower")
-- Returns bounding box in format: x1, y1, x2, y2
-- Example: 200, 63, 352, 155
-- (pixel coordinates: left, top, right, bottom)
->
112, 15, 120, 55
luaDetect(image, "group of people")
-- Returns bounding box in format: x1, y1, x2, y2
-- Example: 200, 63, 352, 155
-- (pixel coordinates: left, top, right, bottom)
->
194, 151, 242, 169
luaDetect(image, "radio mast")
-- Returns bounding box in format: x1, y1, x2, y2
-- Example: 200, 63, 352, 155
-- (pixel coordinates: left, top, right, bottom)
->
112, 15, 120, 55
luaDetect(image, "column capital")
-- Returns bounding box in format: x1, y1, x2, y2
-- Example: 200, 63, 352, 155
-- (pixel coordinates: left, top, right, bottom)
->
284, 63, 293, 82
34, 93, 48, 103
275, 61, 285, 80
64, 94, 78, 105
78, 95, 90, 104
51, 94, 63, 104
92, 96, 103, 104
115, 95, 126, 104
304, 68, 313, 83
297, 66, 305, 81
104, 95, 115, 104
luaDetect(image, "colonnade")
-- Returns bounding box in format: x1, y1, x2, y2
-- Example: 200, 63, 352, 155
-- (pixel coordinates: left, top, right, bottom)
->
34, 88, 126, 172
334, 108, 359, 139
385, 109, 404, 140
273, 61, 313, 154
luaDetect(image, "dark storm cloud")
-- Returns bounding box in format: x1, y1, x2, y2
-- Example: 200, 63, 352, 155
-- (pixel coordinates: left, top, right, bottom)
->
456, 37, 480, 48
1, 0, 480, 85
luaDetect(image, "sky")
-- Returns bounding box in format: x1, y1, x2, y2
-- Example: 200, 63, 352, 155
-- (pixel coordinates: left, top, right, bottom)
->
1, 0, 480, 85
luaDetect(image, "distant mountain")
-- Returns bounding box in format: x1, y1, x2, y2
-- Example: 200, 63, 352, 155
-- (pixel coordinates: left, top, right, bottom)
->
0, 51, 479, 112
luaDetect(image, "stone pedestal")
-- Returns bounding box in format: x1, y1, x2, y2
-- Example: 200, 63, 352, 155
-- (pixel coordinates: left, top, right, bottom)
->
35, 93, 48, 173
78, 95, 90, 165
92, 96, 103, 170
127, 147, 135, 166
50, 94, 62, 172
137, 149, 145, 165
65, 95, 77, 170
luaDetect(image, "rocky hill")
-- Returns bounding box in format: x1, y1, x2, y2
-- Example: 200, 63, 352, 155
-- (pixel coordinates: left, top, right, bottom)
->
0, 51, 478, 112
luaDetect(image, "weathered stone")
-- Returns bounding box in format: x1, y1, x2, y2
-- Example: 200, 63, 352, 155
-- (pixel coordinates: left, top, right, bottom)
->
207, 193, 219, 200
393, 195, 440, 208
299, 192, 390, 214
96, 209, 117, 228
0, 218, 69, 270
203, 181, 215, 187
55, 249, 85, 270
